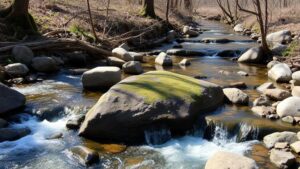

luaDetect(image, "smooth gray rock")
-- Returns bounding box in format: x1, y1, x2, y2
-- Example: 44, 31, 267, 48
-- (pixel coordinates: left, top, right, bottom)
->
122, 61, 143, 74
238, 47, 263, 63
264, 89, 291, 101
68, 146, 99, 166
155, 52, 173, 66
4, 63, 29, 77
66, 114, 85, 130
253, 95, 272, 106
252, 106, 275, 117
282, 116, 295, 124
263, 131, 298, 149
0, 83, 26, 116
268, 63, 292, 83
270, 149, 295, 169
81, 67, 121, 89
257, 82, 274, 93
107, 57, 126, 67
267, 61, 281, 69
12, 45, 34, 65
277, 97, 300, 117
267, 30, 292, 45
0, 127, 31, 142
112, 47, 132, 61
31, 57, 59, 73
223, 88, 249, 105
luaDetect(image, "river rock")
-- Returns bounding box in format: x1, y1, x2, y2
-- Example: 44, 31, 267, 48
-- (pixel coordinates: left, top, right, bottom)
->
79, 71, 224, 143
268, 63, 292, 82
128, 52, 144, 62
269, 149, 296, 169
81, 67, 121, 89
291, 141, 300, 154
274, 142, 289, 150
234, 24, 244, 32
179, 59, 191, 66
201, 38, 231, 43
225, 82, 247, 89
223, 88, 249, 105
166, 30, 176, 42
0, 83, 26, 116
12, 45, 34, 65
107, 57, 126, 67
253, 95, 272, 106
205, 151, 258, 169
252, 106, 275, 117
267, 61, 281, 69
238, 47, 263, 63
166, 49, 205, 56
292, 71, 300, 85
263, 131, 298, 149
122, 61, 143, 74
46, 132, 63, 140
0, 127, 31, 142
282, 116, 295, 124
4, 63, 29, 77
256, 82, 274, 93
68, 146, 99, 166
271, 44, 288, 55
66, 114, 85, 130
182, 26, 199, 37
155, 52, 173, 66
267, 30, 292, 45
112, 47, 132, 61
264, 89, 291, 101
292, 86, 300, 97
277, 97, 300, 117
237, 71, 248, 76
0, 118, 8, 128
31, 57, 59, 73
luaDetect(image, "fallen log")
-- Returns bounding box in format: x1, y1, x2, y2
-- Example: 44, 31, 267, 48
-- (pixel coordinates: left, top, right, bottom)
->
0, 38, 112, 57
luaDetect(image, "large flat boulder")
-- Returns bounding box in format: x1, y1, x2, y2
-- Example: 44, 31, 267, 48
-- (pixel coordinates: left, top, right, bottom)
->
81, 67, 121, 89
205, 151, 258, 169
79, 71, 224, 143
0, 83, 26, 116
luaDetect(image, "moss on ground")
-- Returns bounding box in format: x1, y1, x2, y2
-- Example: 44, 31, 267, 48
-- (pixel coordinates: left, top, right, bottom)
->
117, 71, 204, 104
283, 40, 299, 57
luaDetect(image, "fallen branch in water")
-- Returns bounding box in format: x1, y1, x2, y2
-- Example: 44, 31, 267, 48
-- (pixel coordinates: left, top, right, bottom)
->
0, 38, 111, 57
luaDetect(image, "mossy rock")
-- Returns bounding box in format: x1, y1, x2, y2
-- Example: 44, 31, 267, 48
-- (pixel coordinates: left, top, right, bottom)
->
79, 71, 224, 144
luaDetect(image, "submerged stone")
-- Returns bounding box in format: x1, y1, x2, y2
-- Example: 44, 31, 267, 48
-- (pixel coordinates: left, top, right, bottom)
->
79, 71, 224, 143
68, 146, 99, 166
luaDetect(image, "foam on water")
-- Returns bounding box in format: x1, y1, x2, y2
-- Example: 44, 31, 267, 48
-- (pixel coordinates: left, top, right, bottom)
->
146, 125, 257, 169
0, 114, 70, 156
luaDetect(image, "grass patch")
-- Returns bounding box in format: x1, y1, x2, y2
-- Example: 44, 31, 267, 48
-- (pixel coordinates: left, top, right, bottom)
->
283, 40, 299, 57
69, 23, 95, 41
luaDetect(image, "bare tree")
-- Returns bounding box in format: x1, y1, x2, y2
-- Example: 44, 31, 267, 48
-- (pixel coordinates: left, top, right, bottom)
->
86, 0, 99, 42
216, 0, 238, 24
140, 0, 156, 18
236, 0, 270, 53
0, 0, 37, 35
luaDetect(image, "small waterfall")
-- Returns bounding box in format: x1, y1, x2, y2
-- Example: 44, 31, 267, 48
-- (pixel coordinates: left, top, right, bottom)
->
238, 122, 259, 142
144, 128, 172, 145
211, 123, 237, 145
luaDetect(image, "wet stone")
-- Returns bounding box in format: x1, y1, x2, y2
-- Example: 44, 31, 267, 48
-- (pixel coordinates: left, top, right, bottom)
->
290, 141, 300, 154
282, 116, 295, 124
274, 142, 289, 150
270, 149, 296, 169
0, 127, 31, 142
68, 146, 99, 166
267, 114, 280, 120
46, 132, 63, 140
66, 114, 85, 130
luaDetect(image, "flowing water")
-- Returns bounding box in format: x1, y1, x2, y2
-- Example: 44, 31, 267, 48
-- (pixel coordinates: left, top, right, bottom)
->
0, 20, 291, 169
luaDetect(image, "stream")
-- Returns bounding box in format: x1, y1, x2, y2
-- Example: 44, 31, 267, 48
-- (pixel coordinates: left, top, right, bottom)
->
0, 20, 293, 169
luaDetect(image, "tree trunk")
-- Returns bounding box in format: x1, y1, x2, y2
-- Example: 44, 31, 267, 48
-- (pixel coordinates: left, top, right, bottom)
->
140, 0, 156, 18
166, 0, 170, 23
0, 0, 38, 36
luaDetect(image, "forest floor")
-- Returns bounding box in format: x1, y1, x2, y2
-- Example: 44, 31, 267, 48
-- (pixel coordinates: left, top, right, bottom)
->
0, 0, 193, 49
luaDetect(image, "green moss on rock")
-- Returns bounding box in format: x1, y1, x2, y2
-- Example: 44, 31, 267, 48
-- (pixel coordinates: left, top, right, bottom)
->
116, 71, 204, 104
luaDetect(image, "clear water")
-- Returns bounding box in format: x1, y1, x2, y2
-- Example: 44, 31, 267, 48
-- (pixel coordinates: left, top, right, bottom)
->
0, 20, 279, 169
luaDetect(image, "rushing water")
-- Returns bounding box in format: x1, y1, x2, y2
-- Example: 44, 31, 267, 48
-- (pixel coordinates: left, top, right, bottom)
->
0, 20, 284, 168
